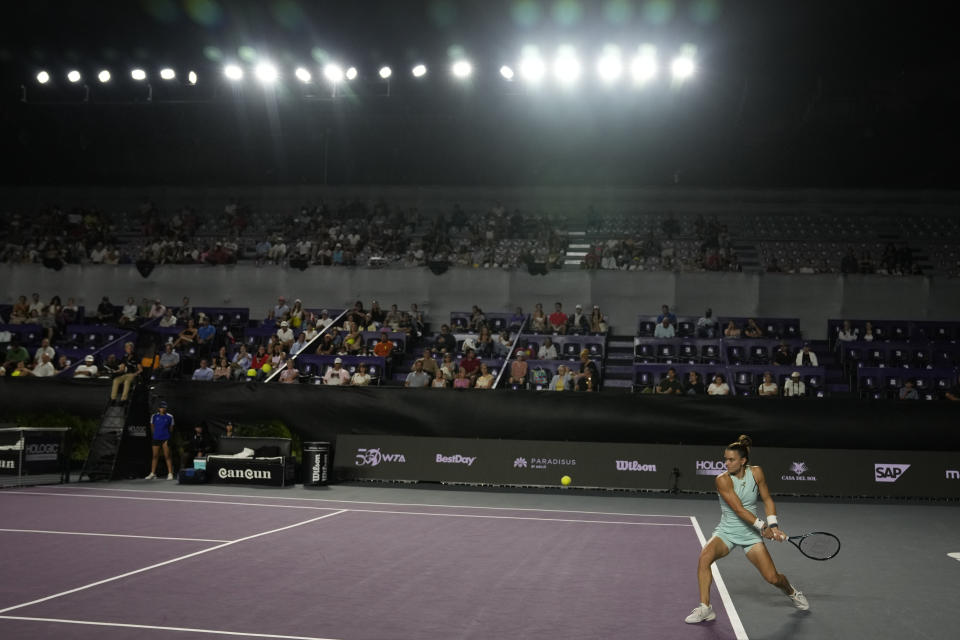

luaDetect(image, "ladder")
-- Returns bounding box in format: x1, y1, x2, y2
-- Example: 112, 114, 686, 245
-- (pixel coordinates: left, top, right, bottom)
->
78, 403, 128, 481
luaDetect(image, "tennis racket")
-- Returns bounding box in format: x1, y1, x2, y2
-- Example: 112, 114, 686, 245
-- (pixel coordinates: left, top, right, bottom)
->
787, 531, 841, 561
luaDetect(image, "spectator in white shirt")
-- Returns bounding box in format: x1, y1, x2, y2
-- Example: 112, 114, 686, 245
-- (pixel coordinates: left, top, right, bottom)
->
73, 354, 99, 378
159, 308, 177, 328
707, 373, 730, 396
654, 317, 676, 339
276, 321, 294, 350
783, 372, 806, 397
34, 338, 55, 364
538, 337, 558, 360
757, 371, 779, 397
317, 310, 334, 330
795, 343, 819, 367
323, 357, 351, 385
31, 354, 56, 377
120, 297, 138, 326
350, 362, 372, 386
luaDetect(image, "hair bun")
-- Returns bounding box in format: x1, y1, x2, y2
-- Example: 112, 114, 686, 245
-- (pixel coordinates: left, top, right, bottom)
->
737, 434, 752, 448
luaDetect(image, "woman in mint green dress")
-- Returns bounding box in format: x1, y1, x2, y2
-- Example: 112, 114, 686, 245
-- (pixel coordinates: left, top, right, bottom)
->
685, 435, 810, 624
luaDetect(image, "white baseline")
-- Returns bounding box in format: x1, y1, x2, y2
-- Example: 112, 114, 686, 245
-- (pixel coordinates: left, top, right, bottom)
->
690, 516, 749, 640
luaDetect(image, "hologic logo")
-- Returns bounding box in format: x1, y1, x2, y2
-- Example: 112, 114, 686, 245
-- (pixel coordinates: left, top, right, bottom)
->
875, 463, 910, 483
355, 448, 406, 467
946, 470, 959, 480
25, 443, 59, 461
435, 454, 477, 466
217, 468, 272, 480
615, 461, 658, 472
696, 460, 726, 476
782, 461, 817, 482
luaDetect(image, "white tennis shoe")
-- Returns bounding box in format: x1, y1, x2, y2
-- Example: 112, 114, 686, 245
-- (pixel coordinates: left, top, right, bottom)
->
166, 473, 174, 480
788, 589, 809, 610
684, 604, 716, 623
144, 473, 156, 480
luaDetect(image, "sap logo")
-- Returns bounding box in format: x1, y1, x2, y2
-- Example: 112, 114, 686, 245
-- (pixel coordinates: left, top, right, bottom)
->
874, 463, 910, 483
615, 461, 657, 472
696, 460, 726, 476
355, 448, 406, 467
0, 459, 15, 469
435, 454, 477, 466
946, 470, 959, 480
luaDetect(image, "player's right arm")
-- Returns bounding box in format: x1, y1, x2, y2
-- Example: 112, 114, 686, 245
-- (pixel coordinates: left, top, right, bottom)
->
716, 474, 763, 529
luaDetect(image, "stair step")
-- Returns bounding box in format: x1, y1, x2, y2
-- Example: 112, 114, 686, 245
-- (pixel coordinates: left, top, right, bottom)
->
604, 365, 635, 375
602, 379, 634, 388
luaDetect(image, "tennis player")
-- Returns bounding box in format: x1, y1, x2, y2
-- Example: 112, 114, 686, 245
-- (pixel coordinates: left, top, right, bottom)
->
145, 401, 175, 480
685, 434, 809, 624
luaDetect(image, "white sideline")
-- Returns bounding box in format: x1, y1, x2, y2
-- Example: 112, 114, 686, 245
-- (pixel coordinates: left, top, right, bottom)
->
0, 528, 229, 543
0, 615, 341, 640
5, 491, 692, 526
690, 516, 750, 640
0, 510, 347, 615
35, 485, 694, 518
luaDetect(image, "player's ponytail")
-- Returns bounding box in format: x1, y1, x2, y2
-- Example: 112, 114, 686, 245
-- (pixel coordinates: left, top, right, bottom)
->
727, 434, 752, 461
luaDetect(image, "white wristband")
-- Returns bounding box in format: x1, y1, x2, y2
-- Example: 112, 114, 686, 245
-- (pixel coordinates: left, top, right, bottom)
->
753, 518, 765, 532
766, 515, 778, 527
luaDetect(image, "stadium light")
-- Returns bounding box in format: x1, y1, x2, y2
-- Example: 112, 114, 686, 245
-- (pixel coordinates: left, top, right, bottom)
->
36, 71, 50, 84
519, 51, 546, 83
345, 66, 358, 81
131, 68, 147, 81
67, 70, 82, 83
255, 62, 278, 84
412, 64, 427, 78
553, 47, 581, 85
630, 47, 658, 85
500, 65, 515, 80
451, 60, 472, 79
224, 64, 244, 81
323, 64, 344, 83
295, 67, 312, 83
671, 56, 695, 80
97, 70, 111, 83
596, 47, 623, 83
379, 66, 392, 79
159, 68, 176, 81
187, 70, 198, 85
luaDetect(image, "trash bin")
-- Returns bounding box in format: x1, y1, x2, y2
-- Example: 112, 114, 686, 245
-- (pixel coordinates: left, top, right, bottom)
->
303, 441, 331, 487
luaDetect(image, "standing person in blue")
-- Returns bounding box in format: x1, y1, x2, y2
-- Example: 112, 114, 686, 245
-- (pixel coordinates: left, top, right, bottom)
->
145, 401, 176, 480
685, 434, 809, 624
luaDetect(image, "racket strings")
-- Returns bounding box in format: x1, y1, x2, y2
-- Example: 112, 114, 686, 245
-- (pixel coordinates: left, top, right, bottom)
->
800, 533, 840, 559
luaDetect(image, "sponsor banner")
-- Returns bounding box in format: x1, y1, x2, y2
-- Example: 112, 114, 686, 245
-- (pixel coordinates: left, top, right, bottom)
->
334, 435, 960, 498
126, 425, 149, 438
206, 459, 285, 486
0, 452, 19, 475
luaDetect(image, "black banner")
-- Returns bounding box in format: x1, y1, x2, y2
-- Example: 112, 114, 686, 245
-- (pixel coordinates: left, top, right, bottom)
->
206, 458, 292, 487
334, 435, 960, 499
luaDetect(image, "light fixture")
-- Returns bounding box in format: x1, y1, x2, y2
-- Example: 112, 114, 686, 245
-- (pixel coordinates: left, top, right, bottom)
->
67, 70, 82, 83
97, 70, 111, 83
451, 60, 472, 79
345, 66, 357, 80
131, 69, 147, 81
412, 64, 427, 78
379, 66, 392, 79
159, 68, 176, 80
500, 65, 515, 80
36, 71, 50, 84
254, 62, 278, 84
187, 70, 198, 85
295, 67, 312, 83
671, 56, 695, 80
553, 47, 581, 84
224, 64, 244, 81
596, 48, 623, 83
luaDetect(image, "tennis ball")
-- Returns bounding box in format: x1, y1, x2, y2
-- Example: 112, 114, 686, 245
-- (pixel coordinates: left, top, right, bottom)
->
261, 363, 272, 373
246, 368, 256, 377
561, 475, 572, 486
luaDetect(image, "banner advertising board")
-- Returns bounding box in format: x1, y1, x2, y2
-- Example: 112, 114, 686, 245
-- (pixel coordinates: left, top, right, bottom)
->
334, 435, 960, 499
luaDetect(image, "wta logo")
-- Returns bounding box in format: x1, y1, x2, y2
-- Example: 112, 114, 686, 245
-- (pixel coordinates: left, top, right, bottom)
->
355, 448, 406, 467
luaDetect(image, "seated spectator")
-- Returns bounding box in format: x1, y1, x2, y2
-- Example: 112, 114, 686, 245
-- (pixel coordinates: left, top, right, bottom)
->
213, 357, 231, 381
656, 305, 677, 326
899, 379, 918, 400
3, 340, 30, 374
696, 308, 719, 339
276, 321, 295, 350
31, 353, 56, 377
149, 299, 166, 319
419, 348, 439, 379
350, 362, 372, 386
567, 304, 590, 334
323, 357, 351, 385
538, 337, 558, 360
723, 321, 741, 338
549, 303, 568, 334
434, 324, 458, 355
474, 363, 495, 389
495, 331, 513, 357
452, 368, 472, 389
316, 333, 338, 355
9, 295, 30, 324
34, 338, 55, 364
157, 343, 180, 379
9, 361, 31, 377
684, 371, 705, 395
460, 348, 482, 382
475, 326, 494, 358
589, 305, 607, 333
192, 359, 214, 381
341, 323, 364, 355
278, 361, 299, 384
228, 345, 251, 379
176, 296, 192, 325
509, 306, 526, 332
439, 353, 457, 381
707, 373, 730, 396
783, 372, 806, 397
549, 364, 573, 391
289, 299, 306, 329
181, 423, 213, 469
836, 320, 858, 343
469, 305, 487, 332
289, 332, 309, 357
54, 354, 71, 372
654, 317, 675, 339
862, 321, 875, 342
101, 354, 120, 376
408, 303, 425, 337
405, 359, 431, 388
155, 308, 176, 329
758, 371, 779, 397
269, 344, 286, 369
773, 342, 792, 366
529, 303, 547, 333
573, 349, 599, 392
743, 318, 764, 339
431, 374, 449, 388
73, 354, 99, 378
316, 310, 334, 330
656, 368, 683, 394
508, 352, 528, 385
173, 319, 198, 350
95, 296, 116, 323
383, 304, 402, 330
795, 343, 819, 367
373, 330, 395, 359
119, 297, 139, 327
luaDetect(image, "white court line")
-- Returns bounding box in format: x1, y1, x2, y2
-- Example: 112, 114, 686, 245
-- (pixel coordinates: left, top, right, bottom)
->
690, 516, 749, 640
23, 485, 693, 519
0, 510, 347, 615
0, 528, 229, 543
0, 615, 340, 640
5, 491, 690, 526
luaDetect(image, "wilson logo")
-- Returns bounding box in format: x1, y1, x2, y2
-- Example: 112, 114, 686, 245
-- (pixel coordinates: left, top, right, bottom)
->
615, 461, 657, 472
0, 460, 15, 469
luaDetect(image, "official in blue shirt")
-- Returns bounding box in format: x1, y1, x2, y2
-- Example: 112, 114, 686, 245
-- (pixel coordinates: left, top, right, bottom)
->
146, 401, 175, 480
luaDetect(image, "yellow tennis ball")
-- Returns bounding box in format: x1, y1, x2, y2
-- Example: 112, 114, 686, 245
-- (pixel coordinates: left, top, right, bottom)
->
561, 475, 572, 486
261, 363, 272, 373
246, 368, 256, 377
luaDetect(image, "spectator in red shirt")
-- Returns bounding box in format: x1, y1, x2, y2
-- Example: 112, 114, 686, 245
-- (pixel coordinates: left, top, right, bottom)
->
459, 348, 481, 383
373, 330, 395, 359
549, 302, 568, 335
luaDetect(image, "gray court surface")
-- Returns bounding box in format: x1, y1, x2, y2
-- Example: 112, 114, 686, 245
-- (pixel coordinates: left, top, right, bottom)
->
7, 479, 959, 640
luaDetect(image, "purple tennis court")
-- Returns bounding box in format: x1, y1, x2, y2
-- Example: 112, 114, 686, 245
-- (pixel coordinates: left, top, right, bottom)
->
0, 486, 745, 640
